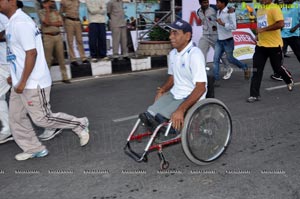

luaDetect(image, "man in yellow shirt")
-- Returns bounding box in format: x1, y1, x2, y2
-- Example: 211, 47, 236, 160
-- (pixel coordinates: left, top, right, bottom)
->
247, 0, 294, 103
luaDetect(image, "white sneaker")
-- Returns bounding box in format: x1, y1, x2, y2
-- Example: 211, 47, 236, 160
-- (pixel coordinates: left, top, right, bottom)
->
223, 67, 233, 80
0, 133, 13, 144
78, 117, 90, 146
15, 149, 49, 161
38, 128, 63, 141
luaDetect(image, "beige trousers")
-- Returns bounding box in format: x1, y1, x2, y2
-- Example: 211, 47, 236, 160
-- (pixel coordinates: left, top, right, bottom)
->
64, 19, 86, 61
43, 34, 68, 80
9, 87, 86, 153
111, 26, 128, 57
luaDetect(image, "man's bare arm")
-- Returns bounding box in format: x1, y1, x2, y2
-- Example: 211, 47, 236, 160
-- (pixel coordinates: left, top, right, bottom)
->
15, 49, 37, 93
170, 82, 206, 130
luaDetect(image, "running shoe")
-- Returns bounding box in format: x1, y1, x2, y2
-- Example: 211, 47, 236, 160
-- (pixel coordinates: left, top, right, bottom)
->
0, 133, 13, 144
15, 149, 49, 161
270, 74, 283, 81
39, 128, 63, 141
223, 67, 233, 80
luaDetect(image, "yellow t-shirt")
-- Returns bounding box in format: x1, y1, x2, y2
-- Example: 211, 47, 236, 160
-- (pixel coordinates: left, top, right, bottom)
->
256, 3, 283, 47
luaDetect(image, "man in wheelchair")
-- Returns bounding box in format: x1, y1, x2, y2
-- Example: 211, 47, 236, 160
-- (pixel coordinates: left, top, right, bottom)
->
139, 19, 207, 140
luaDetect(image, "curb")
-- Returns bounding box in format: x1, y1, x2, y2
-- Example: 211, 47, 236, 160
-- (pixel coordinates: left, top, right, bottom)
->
49, 56, 168, 81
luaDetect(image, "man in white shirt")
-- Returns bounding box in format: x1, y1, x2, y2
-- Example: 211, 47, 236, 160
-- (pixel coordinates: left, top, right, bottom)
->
197, 0, 233, 80
0, 0, 90, 161
139, 19, 207, 134
0, 13, 12, 144
213, 0, 250, 85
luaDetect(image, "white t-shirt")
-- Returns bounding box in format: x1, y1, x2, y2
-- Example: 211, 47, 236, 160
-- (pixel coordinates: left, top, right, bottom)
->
168, 41, 207, 100
5, 9, 51, 89
0, 13, 8, 64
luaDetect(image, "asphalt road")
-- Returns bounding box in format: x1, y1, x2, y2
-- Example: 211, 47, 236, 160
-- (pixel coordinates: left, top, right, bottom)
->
1, 54, 300, 199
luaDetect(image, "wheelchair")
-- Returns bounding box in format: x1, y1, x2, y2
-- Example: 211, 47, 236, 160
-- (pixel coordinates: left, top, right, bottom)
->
124, 75, 232, 170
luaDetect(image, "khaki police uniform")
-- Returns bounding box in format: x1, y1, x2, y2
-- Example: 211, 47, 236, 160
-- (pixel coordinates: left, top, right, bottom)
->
60, 0, 87, 62
39, 7, 69, 81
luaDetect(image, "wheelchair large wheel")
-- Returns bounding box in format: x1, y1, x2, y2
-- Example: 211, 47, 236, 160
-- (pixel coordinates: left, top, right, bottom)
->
181, 98, 232, 165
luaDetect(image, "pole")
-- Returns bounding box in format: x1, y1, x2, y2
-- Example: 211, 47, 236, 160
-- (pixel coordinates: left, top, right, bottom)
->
171, 0, 175, 22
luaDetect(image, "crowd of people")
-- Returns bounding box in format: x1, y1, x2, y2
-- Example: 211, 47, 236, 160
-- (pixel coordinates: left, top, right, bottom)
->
196, 0, 298, 102
0, 0, 299, 160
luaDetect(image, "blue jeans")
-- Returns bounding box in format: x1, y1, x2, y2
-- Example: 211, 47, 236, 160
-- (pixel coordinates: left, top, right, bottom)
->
213, 38, 247, 80
88, 23, 107, 58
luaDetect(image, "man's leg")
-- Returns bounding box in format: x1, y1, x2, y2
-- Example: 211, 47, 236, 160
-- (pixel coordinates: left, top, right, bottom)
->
282, 38, 288, 57
43, 35, 55, 68
213, 40, 224, 81
224, 39, 250, 79
22, 87, 90, 146
65, 20, 76, 62
147, 92, 185, 119
9, 89, 46, 154
224, 39, 247, 70
0, 94, 12, 143
88, 23, 98, 59
269, 46, 293, 87
249, 46, 268, 98
120, 26, 128, 57
99, 23, 107, 58
288, 36, 300, 62
198, 35, 210, 62
74, 21, 87, 61
111, 27, 121, 56
54, 35, 69, 81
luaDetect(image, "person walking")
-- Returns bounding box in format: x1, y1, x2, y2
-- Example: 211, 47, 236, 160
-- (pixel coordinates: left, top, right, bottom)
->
0, 13, 12, 144
197, 0, 233, 80
247, 0, 294, 103
0, 0, 90, 160
270, 0, 300, 81
213, 0, 250, 86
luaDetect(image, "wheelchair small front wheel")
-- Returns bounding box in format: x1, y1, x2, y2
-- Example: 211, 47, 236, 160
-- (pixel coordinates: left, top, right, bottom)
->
181, 98, 232, 165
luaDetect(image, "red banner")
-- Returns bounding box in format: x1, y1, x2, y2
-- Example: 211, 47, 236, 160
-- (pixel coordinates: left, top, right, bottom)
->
233, 31, 256, 46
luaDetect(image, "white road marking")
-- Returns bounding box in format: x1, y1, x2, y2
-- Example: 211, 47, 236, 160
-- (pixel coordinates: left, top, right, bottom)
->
265, 82, 300, 91
113, 114, 138, 123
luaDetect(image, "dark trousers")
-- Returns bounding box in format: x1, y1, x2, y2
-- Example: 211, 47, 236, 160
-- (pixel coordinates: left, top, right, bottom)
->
88, 23, 107, 58
283, 36, 300, 62
250, 45, 293, 97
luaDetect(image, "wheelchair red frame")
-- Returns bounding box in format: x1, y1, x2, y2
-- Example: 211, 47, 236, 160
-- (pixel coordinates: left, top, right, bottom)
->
124, 98, 232, 170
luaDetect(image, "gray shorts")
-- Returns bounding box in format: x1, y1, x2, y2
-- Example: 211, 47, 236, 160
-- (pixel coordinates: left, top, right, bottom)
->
147, 92, 185, 119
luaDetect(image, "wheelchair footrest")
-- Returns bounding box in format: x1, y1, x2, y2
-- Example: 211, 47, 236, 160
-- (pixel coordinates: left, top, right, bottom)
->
124, 142, 147, 162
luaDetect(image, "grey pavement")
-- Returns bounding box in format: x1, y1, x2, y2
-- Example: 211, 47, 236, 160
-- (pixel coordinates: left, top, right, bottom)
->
1, 54, 300, 199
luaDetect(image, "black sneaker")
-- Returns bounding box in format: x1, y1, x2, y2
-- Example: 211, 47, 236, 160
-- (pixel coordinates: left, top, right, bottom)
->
139, 112, 151, 127
62, 79, 71, 84
71, 61, 79, 67
82, 60, 90, 64
270, 74, 283, 81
